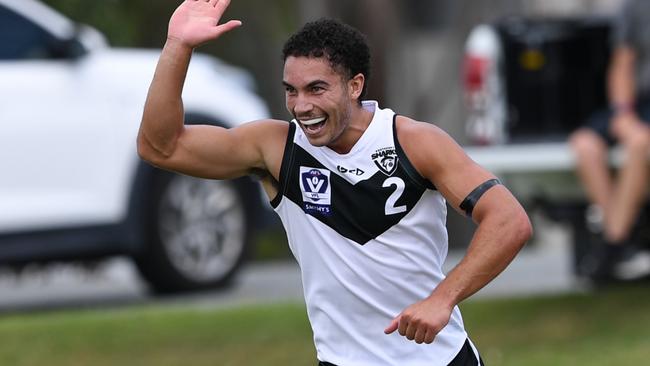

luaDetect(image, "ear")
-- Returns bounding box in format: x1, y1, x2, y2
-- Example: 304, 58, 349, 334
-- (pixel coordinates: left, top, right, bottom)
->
348, 73, 365, 101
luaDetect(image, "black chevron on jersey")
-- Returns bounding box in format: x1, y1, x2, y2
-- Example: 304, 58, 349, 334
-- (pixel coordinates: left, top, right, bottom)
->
281, 144, 427, 245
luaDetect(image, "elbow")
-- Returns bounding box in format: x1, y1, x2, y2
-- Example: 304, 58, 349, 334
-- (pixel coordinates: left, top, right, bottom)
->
492, 206, 532, 253
136, 130, 169, 166
136, 131, 154, 163
513, 210, 533, 250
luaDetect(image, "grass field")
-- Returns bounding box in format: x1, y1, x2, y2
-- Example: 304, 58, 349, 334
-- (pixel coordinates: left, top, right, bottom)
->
1, 284, 649, 366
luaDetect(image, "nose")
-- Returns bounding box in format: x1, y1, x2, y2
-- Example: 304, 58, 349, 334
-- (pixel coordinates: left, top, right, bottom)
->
292, 94, 314, 116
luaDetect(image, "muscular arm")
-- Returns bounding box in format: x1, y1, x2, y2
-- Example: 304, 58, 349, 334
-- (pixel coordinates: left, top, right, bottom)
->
385, 117, 532, 344
138, 38, 190, 160
137, 0, 286, 185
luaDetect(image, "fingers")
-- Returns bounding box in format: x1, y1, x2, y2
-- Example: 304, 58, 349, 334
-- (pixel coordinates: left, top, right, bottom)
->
211, 0, 235, 26
386, 314, 438, 344
424, 328, 436, 344
407, 320, 436, 344
405, 321, 418, 341
191, 0, 229, 10
384, 317, 399, 334
414, 327, 427, 344
214, 0, 232, 12
209, 19, 242, 38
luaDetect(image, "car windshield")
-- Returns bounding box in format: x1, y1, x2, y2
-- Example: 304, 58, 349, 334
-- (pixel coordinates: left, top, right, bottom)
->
0, 4, 75, 60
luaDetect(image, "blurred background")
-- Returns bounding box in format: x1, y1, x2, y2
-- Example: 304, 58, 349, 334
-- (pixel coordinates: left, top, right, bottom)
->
38, 0, 623, 139
2, 0, 650, 365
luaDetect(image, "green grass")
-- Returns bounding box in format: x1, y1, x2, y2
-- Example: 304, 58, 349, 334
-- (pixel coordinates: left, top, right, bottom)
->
464, 284, 650, 366
0, 303, 315, 366
1, 285, 649, 366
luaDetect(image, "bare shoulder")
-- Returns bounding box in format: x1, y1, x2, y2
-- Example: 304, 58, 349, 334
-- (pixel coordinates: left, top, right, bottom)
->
229, 118, 291, 158
232, 118, 292, 178
395, 115, 451, 141
394, 115, 495, 205
235, 118, 291, 141
394, 115, 465, 171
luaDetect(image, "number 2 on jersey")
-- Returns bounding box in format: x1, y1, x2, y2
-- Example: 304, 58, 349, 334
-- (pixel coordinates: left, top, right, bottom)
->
382, 177, 407, 215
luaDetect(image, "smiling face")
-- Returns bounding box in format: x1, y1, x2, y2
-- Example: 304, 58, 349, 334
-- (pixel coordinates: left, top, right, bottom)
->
283, 56, 364, 150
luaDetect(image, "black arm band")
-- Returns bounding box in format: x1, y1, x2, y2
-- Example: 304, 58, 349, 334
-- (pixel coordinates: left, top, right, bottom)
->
459, 178, 502, 217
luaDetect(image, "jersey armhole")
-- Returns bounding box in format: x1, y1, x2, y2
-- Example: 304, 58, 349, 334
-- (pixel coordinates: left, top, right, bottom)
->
270, 122, 297, 208
393, 114, 437, 191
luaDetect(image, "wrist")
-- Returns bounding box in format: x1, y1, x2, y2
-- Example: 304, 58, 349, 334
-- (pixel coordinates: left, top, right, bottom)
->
427, 286, 460, 311
165, 36, 194, 54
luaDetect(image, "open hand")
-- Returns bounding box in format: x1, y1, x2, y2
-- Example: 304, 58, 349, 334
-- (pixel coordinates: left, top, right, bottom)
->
168, 0, 241, 49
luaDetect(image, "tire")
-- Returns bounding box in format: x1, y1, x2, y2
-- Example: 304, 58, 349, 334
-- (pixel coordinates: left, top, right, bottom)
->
135, 170, 250, 294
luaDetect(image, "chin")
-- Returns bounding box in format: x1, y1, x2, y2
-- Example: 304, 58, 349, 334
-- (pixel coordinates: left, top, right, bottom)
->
304, 135, 330, 147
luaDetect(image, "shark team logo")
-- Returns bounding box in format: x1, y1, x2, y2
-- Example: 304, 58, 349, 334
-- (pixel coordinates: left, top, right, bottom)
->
299, 167, 332, 215
371, 147, 398, 176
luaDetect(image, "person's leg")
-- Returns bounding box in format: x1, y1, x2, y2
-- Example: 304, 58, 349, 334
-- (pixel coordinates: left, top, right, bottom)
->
569, 128, 612, 215
607, 124, 650, 242
570, 127, 621, 280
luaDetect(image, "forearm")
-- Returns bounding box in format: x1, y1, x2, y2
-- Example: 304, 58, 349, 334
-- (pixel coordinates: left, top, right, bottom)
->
608, 46, 637, 111
138, 39, 193, 159
429, 206, 531, 308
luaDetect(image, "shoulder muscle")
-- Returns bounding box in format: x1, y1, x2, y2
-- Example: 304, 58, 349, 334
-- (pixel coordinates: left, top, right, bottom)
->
395, 116, 495, 209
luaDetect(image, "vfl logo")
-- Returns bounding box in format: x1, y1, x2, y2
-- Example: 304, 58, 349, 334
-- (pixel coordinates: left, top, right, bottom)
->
371, 147, 398, 176
299, 167, 331, 215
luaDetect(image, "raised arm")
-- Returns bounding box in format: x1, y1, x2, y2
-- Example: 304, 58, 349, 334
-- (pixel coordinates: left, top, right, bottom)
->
137, 0, 285, 182
385, 116, 532, 344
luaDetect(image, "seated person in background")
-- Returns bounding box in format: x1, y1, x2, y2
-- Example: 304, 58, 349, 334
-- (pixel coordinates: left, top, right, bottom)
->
569, 0, 650, 282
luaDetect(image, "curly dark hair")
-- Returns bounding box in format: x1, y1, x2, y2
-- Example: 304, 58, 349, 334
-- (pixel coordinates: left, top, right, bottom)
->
282, 18, 371, 101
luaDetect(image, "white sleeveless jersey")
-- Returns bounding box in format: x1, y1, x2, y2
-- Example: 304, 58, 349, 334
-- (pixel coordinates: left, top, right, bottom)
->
271, 101, 468, 366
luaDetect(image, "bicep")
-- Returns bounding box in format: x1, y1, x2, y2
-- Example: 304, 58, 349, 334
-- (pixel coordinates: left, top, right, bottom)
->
434, 154, 497, 218
430, 141, 525, 225
397, 119, 498, 217
421, 132, 495, 212
149, 120, 284, 180
433, 146, 526, 228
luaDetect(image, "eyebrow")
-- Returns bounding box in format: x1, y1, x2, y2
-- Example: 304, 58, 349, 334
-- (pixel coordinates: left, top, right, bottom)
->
282, 80, 330, 89
307, 80, 329, 87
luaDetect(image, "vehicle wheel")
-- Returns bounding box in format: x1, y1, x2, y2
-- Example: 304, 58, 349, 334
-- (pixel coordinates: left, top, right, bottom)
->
135, 171, 250, 294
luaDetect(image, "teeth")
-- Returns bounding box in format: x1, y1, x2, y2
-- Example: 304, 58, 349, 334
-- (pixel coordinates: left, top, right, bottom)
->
300, 117, 326, 126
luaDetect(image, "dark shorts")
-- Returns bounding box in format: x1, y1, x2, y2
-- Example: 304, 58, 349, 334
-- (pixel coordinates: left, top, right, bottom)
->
583, 97, 650, 146
317, 338, 485, 366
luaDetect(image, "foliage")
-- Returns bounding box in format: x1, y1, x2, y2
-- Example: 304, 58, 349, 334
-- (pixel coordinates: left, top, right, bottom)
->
40, 0, 301, 117
41, 0, 144, 46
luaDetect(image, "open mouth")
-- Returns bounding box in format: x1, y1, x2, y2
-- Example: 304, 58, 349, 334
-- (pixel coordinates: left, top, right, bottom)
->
299, 116, 328, 133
